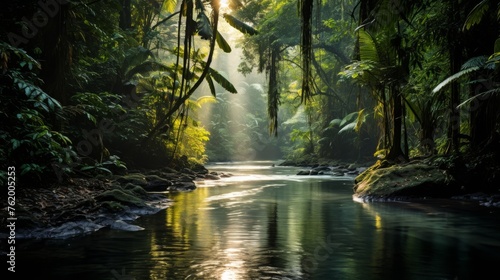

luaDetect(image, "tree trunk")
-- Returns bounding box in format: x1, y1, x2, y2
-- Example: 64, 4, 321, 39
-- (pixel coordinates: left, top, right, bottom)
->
447, 0, 461, 154
119, 0, 132, 30
387, 85, 406, 161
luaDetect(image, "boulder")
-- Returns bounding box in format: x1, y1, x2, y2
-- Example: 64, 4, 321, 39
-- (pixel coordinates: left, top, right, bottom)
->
95, 189, 146, 208
297, 170, 311, 175
353, 162, 458, 201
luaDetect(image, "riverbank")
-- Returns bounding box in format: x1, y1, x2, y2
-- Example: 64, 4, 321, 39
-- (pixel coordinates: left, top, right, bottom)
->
0, 164, 229, 241
279, 154, 500, 208
352, 152, 500, 208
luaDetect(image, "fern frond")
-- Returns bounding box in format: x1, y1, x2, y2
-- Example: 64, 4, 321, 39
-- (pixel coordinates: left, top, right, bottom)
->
432, 66, 481, 93
357, 29, 380, 63
461, 56, 487, 70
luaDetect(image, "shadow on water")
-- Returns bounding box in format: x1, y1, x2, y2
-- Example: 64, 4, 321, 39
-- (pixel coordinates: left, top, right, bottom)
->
8, 161, 500, 279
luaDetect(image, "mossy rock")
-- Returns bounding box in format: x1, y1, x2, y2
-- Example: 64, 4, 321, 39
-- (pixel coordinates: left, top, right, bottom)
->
354, 162, 458, 199
114, 173, 148, 186
95, 189, 146, 208
100, 201, 128, 212
123, 183, 149, 198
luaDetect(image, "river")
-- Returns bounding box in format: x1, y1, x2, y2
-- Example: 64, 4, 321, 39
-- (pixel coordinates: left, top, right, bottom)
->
12, 161, 500, 279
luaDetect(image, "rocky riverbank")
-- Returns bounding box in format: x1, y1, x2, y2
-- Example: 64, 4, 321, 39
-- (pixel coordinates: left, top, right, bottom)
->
0, 164, 230, 240
352, 153, 500, 208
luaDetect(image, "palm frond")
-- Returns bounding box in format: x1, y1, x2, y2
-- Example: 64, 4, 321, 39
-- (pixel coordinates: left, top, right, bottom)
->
432, 66, 481, 93
208, 68, 237, 93
205, 74, 217, 97
457, 87, 500, 108
357, 29, 380, 63
125, 61, 173, 81
223, 13, 258, 35
216, 32, 232, 53
463, 0, 490, 31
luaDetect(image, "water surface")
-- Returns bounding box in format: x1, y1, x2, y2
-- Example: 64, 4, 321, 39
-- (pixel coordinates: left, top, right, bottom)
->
12, 161, 500, 279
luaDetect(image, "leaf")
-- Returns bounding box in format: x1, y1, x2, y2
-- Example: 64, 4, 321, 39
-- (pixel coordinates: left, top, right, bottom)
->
80, 166, 96, 171
205, 74, 217, 97
355, 109, 366, 132
357, 29, 379, 63
197, 12, 213, 40
338, 122, 356, 134
340, 111, 358, 127
223, 13, 258, 35
216, 32, 232, 53
208, 68, 237, 93
329, 119, 342, 127
457, 88, 500, 109
463, 0, 490, 31
432, 66, 481, 93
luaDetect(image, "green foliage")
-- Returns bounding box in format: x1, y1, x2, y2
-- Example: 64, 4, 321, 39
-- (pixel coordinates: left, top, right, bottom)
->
0, 42, 74, 185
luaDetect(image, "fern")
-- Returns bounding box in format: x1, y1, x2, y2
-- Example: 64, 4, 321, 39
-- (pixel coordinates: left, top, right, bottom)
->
432, 66, 481, 93
461, 56, 487, 70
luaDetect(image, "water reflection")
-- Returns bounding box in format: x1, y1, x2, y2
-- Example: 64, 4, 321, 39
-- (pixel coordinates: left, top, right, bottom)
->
12, 162, 500, 279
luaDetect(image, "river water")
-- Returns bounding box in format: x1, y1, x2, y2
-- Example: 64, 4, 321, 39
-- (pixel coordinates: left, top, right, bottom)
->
12, 161, 500, 279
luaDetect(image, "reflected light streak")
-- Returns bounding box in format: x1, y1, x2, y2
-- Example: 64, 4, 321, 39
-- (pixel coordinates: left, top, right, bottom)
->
220, 269, 237, 280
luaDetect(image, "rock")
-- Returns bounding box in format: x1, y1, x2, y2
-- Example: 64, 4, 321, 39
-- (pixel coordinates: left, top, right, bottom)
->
205, 173, 221, 180
353, 162, 458, 200
144, 178, 172, 192
123, 184, 150, 197
109, 220, 144, 231
297, 170, 311, 175
313, 166, 331, 172
168, 181, 196, 192
95, 189, 146, 208
115, 173, 148, 187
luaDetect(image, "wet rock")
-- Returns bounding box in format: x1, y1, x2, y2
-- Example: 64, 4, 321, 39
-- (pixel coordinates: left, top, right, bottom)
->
144, 178, 172, 192
309, 170, 319, 175
115, 173, 148, 187
20, 221, 105, 239
95, 189, 146, 208
205, 173, 221, 180
297, 170, 311, 175
109, 220, 144, 231
123, 184, 150, 198
168, 181, 196, 192
353, 162, 458, 200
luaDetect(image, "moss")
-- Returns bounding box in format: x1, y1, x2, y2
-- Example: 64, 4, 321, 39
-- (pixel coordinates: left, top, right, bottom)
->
115, 173, 148, 186
100, 201, 127, 212
123, 183, 149, 198
95, 189, 145, 207
354, 162, 457, 199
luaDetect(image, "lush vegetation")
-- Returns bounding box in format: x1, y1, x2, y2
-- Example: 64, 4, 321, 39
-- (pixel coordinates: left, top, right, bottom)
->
1, 0, 499, 188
